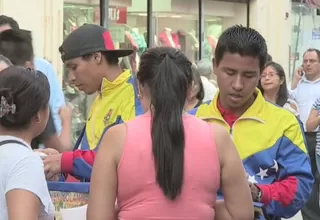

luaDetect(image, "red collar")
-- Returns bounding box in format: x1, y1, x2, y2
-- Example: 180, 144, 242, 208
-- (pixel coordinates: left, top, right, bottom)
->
217, 98, 239, 127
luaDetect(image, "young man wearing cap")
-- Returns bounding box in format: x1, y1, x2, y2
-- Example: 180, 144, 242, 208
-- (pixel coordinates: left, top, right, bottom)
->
41, 24, 143, 181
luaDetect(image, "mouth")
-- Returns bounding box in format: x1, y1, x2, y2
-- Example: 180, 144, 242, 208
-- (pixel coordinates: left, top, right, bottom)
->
75, 84, 84, 91
228, 94, 243, 102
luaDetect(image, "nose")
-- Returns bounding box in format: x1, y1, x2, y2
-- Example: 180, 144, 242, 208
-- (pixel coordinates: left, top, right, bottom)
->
68, 70, 76, 83
232, 75, 244, 91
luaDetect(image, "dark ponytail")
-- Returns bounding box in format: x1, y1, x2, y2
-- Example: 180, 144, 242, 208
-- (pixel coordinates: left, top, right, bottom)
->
141, 51, 192, 200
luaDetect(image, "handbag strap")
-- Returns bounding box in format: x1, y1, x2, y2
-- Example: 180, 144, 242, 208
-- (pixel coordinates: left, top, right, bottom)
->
0, 139, 28, 148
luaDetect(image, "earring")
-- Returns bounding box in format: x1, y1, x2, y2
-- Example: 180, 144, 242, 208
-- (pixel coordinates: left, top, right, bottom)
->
137, 93, 142, 100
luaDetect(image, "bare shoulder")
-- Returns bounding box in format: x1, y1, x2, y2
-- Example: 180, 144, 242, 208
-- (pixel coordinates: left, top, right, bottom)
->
101, 123, 127, 146
211, 123, 230, 141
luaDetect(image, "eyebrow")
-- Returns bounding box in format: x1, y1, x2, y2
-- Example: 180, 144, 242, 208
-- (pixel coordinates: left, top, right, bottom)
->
65, 62, 75, 68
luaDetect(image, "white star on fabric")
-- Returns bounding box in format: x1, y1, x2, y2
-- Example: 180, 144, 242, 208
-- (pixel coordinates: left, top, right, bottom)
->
271, 160, 279, 172
248, 174, 258, 184
256, 168, 269, 180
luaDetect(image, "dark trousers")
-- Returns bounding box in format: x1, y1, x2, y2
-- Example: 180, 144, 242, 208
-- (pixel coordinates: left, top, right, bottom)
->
302, 132, 320, 220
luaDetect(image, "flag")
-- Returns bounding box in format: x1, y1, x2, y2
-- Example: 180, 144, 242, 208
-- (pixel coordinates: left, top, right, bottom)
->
305, 0, 320, 8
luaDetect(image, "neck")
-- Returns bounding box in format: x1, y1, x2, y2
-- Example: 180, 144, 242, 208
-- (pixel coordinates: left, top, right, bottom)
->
102, 65, 123, 82
0, 127, 33, 145
219, 94, 256, 118
185, 99, 199, 111
263, 90, 278, 104
305, 73, 320, 82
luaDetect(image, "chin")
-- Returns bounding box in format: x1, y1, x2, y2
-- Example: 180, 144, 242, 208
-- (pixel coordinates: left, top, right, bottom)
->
79, 87, 94, 95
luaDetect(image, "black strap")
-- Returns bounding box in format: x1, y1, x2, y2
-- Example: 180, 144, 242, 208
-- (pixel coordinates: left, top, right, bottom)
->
0, 139, 28, 148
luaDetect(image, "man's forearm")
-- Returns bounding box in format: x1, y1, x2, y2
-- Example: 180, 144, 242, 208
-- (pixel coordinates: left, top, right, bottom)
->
59, 106, 72, 151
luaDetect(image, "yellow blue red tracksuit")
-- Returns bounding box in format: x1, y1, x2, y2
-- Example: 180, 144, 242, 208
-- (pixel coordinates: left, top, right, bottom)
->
60, 70, 143, 180
189, 89, 314, 218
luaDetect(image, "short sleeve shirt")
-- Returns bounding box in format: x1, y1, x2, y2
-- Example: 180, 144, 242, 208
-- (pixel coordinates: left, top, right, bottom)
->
0, 135, 54, 220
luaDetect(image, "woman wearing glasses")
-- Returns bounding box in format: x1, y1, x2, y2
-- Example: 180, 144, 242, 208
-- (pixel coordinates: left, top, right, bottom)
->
258, 61, 298, 116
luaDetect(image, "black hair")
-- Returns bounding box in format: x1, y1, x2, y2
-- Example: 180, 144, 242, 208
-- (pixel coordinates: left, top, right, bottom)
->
191, 65, 205, 101
258, 61, 288, 106
267, 54, 273, 62
137, 47, 193, 200
215, 25, 268, 71
303, 48, 320, 61
0, 15, 19, 30
0, 67, 50, 129
0, 29, 33, 66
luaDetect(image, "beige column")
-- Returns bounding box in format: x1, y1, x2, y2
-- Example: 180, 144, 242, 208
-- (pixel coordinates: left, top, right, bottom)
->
0, 0, 64, 83
249, 0, 292, 75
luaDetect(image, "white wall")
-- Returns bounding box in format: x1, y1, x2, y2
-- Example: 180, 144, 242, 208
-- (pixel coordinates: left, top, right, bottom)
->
0, 0, 64, 83
249, 0, 292, 75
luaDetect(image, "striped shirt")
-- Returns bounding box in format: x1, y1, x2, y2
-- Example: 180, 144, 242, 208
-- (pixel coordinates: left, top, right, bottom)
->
312, 97, 320, 156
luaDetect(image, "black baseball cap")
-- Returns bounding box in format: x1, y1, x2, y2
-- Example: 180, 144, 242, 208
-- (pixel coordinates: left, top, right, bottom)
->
59, 24, 133, 62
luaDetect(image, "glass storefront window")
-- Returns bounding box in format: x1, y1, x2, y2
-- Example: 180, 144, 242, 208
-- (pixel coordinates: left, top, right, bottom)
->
203, 0, 247, 62
109, 0, 147, 73
63, 3, 96, 145
152, 0, 199, 63
290, 2, 316, 79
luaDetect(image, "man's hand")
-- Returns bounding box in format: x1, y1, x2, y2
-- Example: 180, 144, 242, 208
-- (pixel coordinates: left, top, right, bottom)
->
249, 182, 260, 201
42, 153, 63, 180
294, 66, 304, 81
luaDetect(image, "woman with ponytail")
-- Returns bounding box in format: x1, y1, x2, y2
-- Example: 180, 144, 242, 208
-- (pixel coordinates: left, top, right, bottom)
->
88, 47, 253, 220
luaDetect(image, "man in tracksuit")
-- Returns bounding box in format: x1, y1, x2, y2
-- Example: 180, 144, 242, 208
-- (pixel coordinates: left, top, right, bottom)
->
42, 24, 143, 180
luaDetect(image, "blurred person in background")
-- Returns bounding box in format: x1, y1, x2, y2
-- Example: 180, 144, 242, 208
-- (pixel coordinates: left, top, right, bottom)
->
184, 63, 204, 111
87, 46, 254, 220
306, 97, 320, 183
291, 48, 320, 220
0, 66, 54, 220
0, 28, 69, 152
0, 15, 71, 149
258, 61, 298, 116
197, 59, 217, 102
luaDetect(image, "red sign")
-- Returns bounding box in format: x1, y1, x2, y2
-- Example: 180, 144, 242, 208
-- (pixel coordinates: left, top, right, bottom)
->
94, 7, 127, 25
109, 7, 127, 24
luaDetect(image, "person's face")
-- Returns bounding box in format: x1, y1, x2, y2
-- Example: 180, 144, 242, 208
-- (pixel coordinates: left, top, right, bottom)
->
214, 53, 260, 110
33, 104, 50, 137
0, 24, 12, 33
260, 66, 283, 92
303, 51, 320, 76
64, 53, 103, 94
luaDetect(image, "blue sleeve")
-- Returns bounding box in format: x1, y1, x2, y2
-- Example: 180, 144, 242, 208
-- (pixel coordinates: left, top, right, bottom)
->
259, 118, 314, 218
35, 58, 65, 133
65, 117, 124, 181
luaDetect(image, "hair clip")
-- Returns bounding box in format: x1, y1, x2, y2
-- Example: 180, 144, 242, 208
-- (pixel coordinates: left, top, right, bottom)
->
0, 96, 16, 118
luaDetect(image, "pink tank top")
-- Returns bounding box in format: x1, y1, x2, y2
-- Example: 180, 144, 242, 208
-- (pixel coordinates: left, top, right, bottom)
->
117, 114, 220, 220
